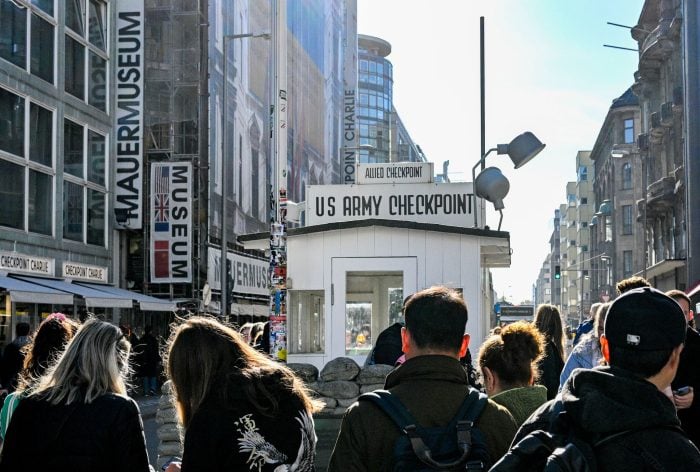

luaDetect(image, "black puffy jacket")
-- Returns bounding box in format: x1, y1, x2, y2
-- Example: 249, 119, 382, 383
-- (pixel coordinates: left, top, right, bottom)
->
0, 392, 151, 472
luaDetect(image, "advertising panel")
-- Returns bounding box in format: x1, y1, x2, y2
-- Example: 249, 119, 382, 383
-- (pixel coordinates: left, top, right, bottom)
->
150, 162, 192, 283
115, 0, 145, 229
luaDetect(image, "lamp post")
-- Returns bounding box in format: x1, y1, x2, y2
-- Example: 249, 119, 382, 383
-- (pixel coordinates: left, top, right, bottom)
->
220, 31, 271, 318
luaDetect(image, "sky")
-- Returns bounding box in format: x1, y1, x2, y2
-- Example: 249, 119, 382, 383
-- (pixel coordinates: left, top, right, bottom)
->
357, 0, 642, 303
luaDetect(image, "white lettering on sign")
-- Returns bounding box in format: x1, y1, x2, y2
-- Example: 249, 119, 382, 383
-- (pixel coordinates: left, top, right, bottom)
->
357, 162, 434, 184
0, 252, 55, 276
307, 183, 481, 228
62, 262, 109, 283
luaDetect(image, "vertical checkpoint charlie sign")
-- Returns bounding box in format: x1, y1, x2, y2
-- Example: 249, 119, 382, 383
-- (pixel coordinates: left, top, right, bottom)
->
342, 0, 357, 184
307, 183, 479, 228
115, 1, 144, 229
150, 163, 192, 283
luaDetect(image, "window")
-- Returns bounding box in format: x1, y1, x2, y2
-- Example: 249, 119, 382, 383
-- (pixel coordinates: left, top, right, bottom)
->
62, 120, 107, 245
622, 162, 632, 190
582, 222, 588, 228
0, 1, 55, 85
0, 87, 25, 157
578, 165, 588, 181
0, 1, 27, 69
64, 119, 84, 178
580, 197, 588, 205
65, 0, 108, 109
624, 118, 634, 144
623, 250, 633, 278
288, 290, 325, 354
30, 103, 52, 166
0, 87, 54, 235
31, 14, 54, 83
622, 205, 633, 235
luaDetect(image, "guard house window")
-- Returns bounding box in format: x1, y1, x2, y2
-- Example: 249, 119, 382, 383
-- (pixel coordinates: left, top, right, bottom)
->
622, 162, 632, 190
624, 118, 634, 144
623, 250, 633, 278
0, 87, 54, 235
622, 205, 633, 235
288, 291, 325, 354
65, 0, 108, 111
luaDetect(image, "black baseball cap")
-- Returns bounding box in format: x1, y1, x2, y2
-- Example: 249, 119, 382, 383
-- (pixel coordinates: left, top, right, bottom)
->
604, 286, 687, 351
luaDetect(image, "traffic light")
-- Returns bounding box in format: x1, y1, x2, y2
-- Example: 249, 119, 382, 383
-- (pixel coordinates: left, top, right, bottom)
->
226, 259, 234, 300
554, 265, 561, 279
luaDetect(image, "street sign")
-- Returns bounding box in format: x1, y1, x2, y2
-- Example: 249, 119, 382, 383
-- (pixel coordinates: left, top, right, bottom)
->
499, 305, 534, 322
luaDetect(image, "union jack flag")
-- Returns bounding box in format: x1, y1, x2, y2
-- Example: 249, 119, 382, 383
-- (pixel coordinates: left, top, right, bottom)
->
154, 194, 169, 222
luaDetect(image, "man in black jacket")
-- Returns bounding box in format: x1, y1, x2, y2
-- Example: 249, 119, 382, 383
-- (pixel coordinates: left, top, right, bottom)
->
498, 287, 700, 471
1, 322, 30, 393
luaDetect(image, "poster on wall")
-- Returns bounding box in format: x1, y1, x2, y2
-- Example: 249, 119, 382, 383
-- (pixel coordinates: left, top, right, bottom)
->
150, 162, 192, 283
115, 0, 145, 229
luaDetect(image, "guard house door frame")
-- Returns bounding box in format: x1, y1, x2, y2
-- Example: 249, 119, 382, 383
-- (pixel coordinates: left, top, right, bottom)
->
330, 257, 417, 365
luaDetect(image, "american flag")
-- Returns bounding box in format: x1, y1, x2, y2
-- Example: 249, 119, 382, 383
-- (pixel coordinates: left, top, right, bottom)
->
154, 165, 169, 194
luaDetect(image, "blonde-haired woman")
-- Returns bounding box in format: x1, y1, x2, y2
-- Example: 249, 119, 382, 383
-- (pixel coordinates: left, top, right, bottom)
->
164, 316, 319, 472
533, 304, 566, 400
0, 318, 152, 471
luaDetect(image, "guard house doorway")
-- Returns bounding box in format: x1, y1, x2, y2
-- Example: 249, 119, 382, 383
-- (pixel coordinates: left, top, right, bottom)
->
331, 257, 417, 364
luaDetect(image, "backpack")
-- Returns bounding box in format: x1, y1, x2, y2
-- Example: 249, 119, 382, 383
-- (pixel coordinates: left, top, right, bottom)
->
359, 388, 490, 471
489, 400, 685, 472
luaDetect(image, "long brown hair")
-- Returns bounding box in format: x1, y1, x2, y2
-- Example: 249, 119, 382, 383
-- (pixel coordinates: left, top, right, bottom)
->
166, 316, 320, 428
534, 304, 565, 360
478, 321, 545, 389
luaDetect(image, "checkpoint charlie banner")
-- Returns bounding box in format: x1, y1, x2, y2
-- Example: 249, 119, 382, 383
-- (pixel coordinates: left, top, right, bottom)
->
150, 162, 192, 283
307, 182, 479, 228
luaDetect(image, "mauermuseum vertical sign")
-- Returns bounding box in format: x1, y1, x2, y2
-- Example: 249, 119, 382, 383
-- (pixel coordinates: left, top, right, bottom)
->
342, 0, 357, 183
115, 1, 144, 229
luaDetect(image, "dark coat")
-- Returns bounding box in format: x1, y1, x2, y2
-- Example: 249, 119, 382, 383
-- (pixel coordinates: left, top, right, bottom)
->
506, 366, 700, 471
537, 340, 564, 400
0, 392, 151, 472
328, 355, 518, 472
134, 333, 161, 378
180, 387, 316, 471
1, 338, 29, 392
673, 326, 700, 447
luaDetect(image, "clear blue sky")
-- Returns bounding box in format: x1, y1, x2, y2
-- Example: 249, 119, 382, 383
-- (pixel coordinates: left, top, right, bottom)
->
358, 0, 642, 303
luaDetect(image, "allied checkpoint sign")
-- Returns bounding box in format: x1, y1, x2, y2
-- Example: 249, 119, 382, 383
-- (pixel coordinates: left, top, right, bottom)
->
307, 182, 480, 228
356, 162, 433, 185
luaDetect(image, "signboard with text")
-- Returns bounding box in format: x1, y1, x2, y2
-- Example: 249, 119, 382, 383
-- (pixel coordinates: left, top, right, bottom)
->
150, 162, 192, 283
307, 183, 478, 228
62, 262, 108, 283
207, 248, 269, 297
356, 162, 433, 185
499, 305, 534, 322
0, 252, 54, 276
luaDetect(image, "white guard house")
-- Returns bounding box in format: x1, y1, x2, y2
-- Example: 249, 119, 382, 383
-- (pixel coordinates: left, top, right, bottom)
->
239, 162, 511, 371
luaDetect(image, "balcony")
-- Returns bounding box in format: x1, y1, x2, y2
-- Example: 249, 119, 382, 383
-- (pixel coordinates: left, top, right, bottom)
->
650, 112, 665, 142
646, 176, 675, 214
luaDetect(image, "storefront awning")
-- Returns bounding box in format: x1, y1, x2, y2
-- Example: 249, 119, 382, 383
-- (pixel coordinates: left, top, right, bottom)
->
0, 274, 74, 305
12, 276, 133, 308
75, 282, 176, 312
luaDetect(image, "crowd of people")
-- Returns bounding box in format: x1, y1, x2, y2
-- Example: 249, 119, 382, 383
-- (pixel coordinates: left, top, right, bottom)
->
0, 276, 698, 470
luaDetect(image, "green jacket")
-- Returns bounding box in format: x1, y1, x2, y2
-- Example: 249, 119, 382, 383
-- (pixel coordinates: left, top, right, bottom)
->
490, 385, 548, 427
328, 355, 518, 471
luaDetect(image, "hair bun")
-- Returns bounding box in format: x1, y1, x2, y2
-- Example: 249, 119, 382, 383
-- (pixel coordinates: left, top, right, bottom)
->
500, 321, 544, 362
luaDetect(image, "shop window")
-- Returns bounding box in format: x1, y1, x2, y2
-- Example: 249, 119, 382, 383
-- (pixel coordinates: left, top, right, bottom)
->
288, 290, 325, 354
65, 36, 85, 100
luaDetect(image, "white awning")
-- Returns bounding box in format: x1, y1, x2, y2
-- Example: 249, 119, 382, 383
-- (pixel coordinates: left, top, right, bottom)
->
12, 276, 132, 308
0, 274, 74, 305
75, 282, 176, 312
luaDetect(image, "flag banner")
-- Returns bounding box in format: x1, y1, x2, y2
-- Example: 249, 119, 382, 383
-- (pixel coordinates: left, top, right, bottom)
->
150, 162, 192, 283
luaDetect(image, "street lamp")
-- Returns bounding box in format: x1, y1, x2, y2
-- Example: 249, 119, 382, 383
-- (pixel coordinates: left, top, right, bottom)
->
471, 131, 546, 230
220, 31, 270, 318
